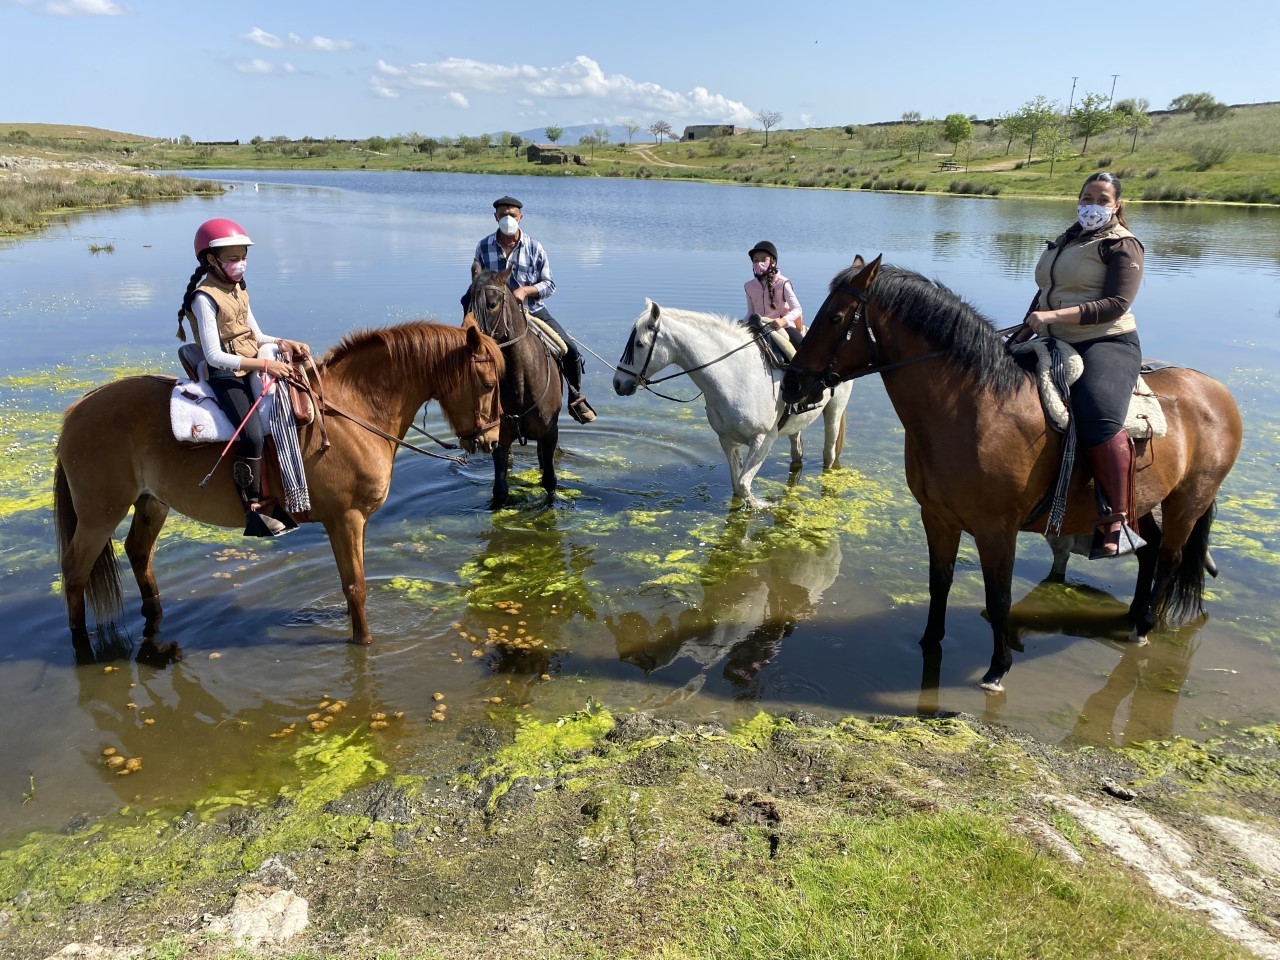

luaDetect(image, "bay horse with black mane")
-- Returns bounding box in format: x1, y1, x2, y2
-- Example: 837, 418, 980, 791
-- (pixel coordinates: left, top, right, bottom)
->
781, 255, 1242, 692
467, 262, 563, 508
55, 321, 504, 647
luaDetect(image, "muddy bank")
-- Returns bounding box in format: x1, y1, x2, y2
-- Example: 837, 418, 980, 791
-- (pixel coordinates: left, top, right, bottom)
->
3, 707, 1279, 959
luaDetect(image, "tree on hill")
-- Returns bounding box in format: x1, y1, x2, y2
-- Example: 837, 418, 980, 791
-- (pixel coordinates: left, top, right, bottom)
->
942, 113, 973, 155
843, 124, 856, 139
621, 117, 642, 144
903, 121, 940, 161
544, 126, 563, 145
1170, 92, 1230, 121
1036, 117, 1073, 176
509, 134, 523, 155
1069, 92, 1116, 153
417, 137, 440, 157
1013, 95, 1061, 163
1113, 98, 1153, 153
755, 109, 782, 147
901, 110, 921, 124
648, 120, 673, 144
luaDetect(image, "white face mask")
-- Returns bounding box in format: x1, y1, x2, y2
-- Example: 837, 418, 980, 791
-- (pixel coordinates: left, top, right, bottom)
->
219, 259, 247, 282
1077, 203, 1114, 232
497, 215, 520, 236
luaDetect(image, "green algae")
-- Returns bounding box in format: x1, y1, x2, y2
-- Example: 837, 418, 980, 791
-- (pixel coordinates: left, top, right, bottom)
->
0, 731, 392, 907
1120, 722, 1280, 798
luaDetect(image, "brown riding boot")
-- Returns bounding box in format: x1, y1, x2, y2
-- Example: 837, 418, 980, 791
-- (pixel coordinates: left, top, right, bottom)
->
1085, 431, 1146, 559
232, 456, 292, 538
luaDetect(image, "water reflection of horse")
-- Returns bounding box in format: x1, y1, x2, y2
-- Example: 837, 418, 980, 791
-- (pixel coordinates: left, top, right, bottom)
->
467, 264, 563, 509
606, 517, 843, 702
614, 301, 854, 509
782, 256, 1242, 693
55, 322, 504, 647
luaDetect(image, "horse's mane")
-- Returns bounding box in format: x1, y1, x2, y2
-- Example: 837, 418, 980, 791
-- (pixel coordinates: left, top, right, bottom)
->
321, 321, 501, 395
654, 306, 749, 339
831, 264, 1025, 397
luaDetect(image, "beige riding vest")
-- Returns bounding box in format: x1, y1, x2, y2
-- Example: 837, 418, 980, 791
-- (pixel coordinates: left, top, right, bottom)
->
1033, 220, 1138, 344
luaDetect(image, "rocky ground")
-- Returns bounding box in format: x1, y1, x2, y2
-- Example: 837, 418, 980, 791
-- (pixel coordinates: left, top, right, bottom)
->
0, 154, 133, 179
3, 708, 1280, 960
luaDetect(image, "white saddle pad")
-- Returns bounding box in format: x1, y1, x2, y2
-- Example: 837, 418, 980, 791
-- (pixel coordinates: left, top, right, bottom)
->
1011, 338, 1167, 440
170, 377, 276, 444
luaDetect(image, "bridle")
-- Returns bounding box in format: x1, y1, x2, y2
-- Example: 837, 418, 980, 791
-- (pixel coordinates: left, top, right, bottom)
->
469, 280, 556, 425
785, 281, 943, 391
616, 313, 769, 403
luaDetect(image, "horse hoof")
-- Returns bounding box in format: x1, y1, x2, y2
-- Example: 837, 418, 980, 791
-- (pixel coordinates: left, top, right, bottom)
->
348, 636, 373, 647
1125, 629, 1150, 646
978, 676, 1005, 694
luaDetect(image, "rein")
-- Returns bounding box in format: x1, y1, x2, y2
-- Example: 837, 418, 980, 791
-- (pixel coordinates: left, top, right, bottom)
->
469, 299, 557, 427
617, 316, 772, 403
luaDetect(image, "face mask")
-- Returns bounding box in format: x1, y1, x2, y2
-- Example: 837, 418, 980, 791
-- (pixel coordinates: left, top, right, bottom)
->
752, 260, 771, 276
1077, 204, 1113, 231
219, 259, 247, 282
497, 215, 520, 236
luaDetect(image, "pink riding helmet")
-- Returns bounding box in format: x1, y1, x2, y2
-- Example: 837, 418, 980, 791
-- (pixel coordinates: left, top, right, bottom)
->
193, 218, 254, 258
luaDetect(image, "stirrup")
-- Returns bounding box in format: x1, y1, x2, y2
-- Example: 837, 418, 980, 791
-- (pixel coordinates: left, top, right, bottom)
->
1088, 515, 1146, 560
243, 501, 294, 538
567, 395, 597, 424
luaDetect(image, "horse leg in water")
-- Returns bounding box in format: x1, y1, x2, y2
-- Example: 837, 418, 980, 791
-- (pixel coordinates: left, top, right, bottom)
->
56, 466, 129, 642
734, 432, 778, 508
789, 433, 803, 470
973, 525, 1018, 693
822, 408, 848, 469
123, 494, 170, 631
1130, 498, 1214, 643
324, 508, 372, 645
919, 511, 961, 649
537, 420, 559, 503
718, 436, 747, 504
490, 445, 513, 510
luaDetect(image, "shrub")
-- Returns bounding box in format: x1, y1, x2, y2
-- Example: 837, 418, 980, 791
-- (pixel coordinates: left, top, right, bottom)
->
1144, 167, 1161, 179
1096, 156, 1113, 168
1117, 167, 1137, 179
1188, 139, 1230, 170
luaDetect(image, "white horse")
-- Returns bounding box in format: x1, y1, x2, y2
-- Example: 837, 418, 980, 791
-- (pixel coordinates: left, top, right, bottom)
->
613, 300, 854, 508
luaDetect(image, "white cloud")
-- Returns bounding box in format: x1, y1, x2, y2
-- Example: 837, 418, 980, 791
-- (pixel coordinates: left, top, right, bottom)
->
443, 91, 470, 110
371, 55, 754, 124
12, 0, 129, 15
242, 27, 282, 48
242, 27, 354, 52
234, 58, 276, 75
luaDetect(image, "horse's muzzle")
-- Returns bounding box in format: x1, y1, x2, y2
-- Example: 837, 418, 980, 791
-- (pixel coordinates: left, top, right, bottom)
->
781, 367, 823, 406
613, 371, 639, 396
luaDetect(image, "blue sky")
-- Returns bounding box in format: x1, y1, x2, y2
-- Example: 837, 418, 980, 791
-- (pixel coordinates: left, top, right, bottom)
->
3, 0, 1276, 141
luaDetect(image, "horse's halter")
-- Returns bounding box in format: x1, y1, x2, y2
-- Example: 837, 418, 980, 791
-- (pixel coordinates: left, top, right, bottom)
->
617, 312, 766, 403
454, 348, 503, 443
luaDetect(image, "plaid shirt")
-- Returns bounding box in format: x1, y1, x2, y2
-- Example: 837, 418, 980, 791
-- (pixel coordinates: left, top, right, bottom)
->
473, 231, 556, 302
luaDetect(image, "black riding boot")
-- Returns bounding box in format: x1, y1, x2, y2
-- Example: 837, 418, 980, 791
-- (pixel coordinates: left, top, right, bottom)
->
232, 456, 293, 538
562, 352, 597, 424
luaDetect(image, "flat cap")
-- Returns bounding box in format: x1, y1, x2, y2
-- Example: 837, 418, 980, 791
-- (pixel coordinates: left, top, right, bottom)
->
493, 196, 523, 210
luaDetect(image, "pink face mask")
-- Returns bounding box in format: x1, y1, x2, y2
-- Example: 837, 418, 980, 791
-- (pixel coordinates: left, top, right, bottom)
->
752, 260, 771, 276
219, 259, 247, 282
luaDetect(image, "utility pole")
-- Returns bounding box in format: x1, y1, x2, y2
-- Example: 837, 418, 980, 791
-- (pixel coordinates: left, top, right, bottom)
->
1109, 74, 1120, 106
1068, 77, 1079, 113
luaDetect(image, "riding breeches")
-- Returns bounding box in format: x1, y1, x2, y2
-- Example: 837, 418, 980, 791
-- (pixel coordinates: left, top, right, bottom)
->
207, 369, 265, 458
1071, 331, 1142, 448
529, 305, 585, 393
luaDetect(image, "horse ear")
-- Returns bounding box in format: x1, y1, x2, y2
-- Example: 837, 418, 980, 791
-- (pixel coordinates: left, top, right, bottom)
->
499, 264, 514, 287
648, 300, 660, 321
466, 322, 483, 349
471, 259, 482, 280
462, 313, 477, 331
851, 255, 865, 269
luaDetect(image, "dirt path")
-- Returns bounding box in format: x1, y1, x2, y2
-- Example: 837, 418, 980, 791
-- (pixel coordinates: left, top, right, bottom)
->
629, 145, 696, 168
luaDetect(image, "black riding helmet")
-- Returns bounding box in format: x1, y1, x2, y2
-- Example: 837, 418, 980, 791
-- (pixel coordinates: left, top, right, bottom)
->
748, 240, 778, 262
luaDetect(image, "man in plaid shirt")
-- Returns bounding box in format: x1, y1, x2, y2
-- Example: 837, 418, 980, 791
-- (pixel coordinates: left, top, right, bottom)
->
471, 195, 597, 424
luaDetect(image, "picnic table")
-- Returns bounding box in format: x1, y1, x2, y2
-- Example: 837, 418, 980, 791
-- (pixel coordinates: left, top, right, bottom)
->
937, 160, 961, 172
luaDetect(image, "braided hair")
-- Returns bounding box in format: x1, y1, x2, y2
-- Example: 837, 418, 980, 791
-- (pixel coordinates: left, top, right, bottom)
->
176, 254, 246, 341
756, 260, 780, 311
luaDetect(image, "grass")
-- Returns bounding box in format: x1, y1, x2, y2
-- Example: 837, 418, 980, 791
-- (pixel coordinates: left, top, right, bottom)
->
0, 172, 222, 236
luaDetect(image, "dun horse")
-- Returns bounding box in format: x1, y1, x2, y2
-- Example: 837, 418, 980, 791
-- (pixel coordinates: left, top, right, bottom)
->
467, 263, 563, 508
55, 322, 504, 646
781, 256, 1242, 692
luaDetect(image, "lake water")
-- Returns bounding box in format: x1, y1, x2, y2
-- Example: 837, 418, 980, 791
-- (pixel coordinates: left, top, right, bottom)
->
1, 170, 1277, 843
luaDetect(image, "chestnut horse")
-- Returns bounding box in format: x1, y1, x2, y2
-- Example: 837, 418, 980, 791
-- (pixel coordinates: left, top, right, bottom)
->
467, 263, 563, 508
55, 321, 504, 646
781, 256, 1242, 692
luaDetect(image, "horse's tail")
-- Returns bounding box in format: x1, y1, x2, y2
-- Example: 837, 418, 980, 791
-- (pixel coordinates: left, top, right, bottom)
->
1158, 500, 1215, 623
54, 458, 123, 624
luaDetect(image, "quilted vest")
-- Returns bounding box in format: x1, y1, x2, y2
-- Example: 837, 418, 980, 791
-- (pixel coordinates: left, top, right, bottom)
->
1033, 220, 1138, 344
191, 276, 257, 374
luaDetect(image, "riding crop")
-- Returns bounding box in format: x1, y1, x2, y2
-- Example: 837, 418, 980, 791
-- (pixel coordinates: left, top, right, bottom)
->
197, 374, 275, 488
